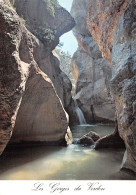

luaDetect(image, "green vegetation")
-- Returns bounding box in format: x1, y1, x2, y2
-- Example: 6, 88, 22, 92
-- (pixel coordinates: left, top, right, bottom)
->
45, 0, 61, 17
33, 24, 56, 44
39, 25, 56, 43
37, 0, 61, 43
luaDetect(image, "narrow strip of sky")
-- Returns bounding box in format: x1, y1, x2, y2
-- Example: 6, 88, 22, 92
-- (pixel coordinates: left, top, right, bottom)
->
58, 0, 73, 11
58, 0, 78, 55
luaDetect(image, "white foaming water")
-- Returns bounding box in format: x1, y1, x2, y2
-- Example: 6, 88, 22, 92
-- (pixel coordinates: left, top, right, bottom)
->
74, 99, 87, 125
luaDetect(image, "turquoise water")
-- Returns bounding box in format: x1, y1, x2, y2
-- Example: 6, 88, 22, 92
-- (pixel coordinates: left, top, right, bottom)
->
0, 124, 135, 180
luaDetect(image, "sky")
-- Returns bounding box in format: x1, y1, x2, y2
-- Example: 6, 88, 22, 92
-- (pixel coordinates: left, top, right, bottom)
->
58, 0, 78, 55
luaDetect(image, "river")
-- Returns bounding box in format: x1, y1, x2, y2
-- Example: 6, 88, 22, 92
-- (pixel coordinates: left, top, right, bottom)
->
0, 124, 135, 180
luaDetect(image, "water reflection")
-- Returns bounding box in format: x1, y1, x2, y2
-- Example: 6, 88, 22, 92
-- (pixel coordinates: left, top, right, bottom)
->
0, 125, 135, 180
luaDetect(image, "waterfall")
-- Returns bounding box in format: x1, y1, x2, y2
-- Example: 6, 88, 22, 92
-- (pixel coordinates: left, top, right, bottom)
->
74, 99, 87, 125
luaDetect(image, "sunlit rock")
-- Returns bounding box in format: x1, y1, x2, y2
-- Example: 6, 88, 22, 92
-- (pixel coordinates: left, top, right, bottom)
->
0, 0, 75, 154
87, 0, 136, 173
71, 0, 115, 123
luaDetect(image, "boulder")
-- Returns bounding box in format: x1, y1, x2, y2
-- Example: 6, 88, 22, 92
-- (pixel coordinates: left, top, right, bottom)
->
85, 131, 100, 142
77, 130, 100, 146
95, 122, 125, 149
65, 127, 73, 145
77, 135, 95, 146
10, 65, 69, 145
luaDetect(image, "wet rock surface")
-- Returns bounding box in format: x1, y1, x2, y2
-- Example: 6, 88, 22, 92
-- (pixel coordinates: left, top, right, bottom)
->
77, 130, 100, 146
95, 122, 125, 149
85, 131, 100, 142
77, 135, 95, 146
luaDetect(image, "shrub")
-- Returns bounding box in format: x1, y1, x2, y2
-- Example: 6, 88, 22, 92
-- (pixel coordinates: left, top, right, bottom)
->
33, 24, 56, 44
45, 0, 61, 17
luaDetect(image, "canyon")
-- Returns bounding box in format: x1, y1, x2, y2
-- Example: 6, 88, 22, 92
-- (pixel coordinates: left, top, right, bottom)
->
0, 0, 75, 155
87, 0, 136, 173
0, 0, 136, 177
71, 0, 115, 124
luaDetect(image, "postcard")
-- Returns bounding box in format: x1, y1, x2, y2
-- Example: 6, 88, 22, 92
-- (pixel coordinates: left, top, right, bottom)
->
0, 0, 136, 194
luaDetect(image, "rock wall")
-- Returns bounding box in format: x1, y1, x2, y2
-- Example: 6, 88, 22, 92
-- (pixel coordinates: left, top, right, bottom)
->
0, 0, 74, 154
13, 0, 75, 51
0, 0, 30, 154
56, 50, 76, 96
87, 0, 136, 173
71, 0, 115, 123
11, 66, 69, 145
54, 50, 78, 125
13, 0, 76, 126
86, 0, 130, 62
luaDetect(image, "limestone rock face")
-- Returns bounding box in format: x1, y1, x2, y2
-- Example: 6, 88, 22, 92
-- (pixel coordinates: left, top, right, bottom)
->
13, 0, 75, 51
55, 50, 78, 125
10, 66, 68, 144
0, 0, 75, 154
13, 0, 76, 126
86, 0, 130, 62
87, 0, 136, 173
71, 0, 115, 123
58, 51, 76, 96
0, 1, 30, 154
111, 0, 136, 173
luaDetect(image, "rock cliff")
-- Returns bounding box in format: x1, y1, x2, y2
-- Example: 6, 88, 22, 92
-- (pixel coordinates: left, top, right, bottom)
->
12, 0, 76, 126
54, 49, 78, 125
57, 50, 76, 96
0, 0, 74, 154
86, 0, 130, 62
71, 0, 115, 123
87, 0, 136, 173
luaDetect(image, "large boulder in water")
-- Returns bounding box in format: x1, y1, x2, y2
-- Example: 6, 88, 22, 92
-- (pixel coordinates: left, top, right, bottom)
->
77, 135, 95, 146
95, 127, 125, 149
77, 131, 100, 146
85, 131, 100, 142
